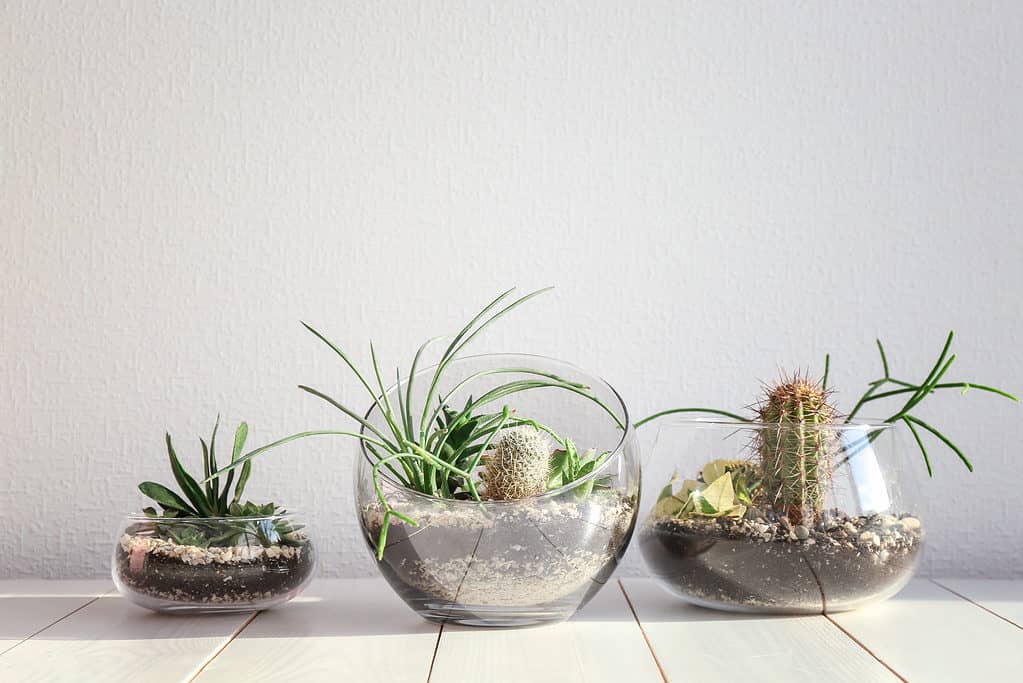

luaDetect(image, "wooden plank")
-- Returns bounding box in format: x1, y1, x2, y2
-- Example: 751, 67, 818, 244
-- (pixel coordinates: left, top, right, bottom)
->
0, 580, 111, 656
0, 592, 255, 683
830, 578, 1023, 680
196, 579, 438, 683
620, 578, 898, 683
932, 578, 1023, 628
429, 582, 663, 683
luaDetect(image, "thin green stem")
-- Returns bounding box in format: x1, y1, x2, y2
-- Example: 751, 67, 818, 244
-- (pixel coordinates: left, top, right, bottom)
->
902, 417, 933, 477
904, 415, 973, 472
297, 385, 401, 453
634, 408, 750, 429
205, 430, 393, 482
859, 382, 1018, 405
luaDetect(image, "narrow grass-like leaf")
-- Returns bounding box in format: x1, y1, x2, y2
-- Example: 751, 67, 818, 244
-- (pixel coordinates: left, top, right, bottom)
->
201, 438, 212, 501
301, 321, 399, 443
208, 416, 221, 512
218, 422, 246, 510
369, 343, 407, 447
206, 430, 393, 482
298, 385, 400, 453
889, 331, 955, 420
902, 417, 933, 477
635, 408, 750, 429
904, 415, 973, 471
166, 434, 213, 516
420, 288, 551, 437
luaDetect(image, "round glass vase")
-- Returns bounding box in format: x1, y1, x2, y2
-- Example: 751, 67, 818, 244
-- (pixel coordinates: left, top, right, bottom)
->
356, 354, 641, 627
639, 419, 925, 614
112, 512, 316, 613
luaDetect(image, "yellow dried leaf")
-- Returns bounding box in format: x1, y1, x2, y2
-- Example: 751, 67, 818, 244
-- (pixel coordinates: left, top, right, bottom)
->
700, 472, 736, 511
655, 495, 686, 517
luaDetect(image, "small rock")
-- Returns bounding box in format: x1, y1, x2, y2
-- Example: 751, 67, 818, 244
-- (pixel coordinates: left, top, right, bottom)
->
879, 550, 890, 563
793, 525, 810, 540
843, 522, 858, 534
858, 531, 879, 547
901, 516, 921, 531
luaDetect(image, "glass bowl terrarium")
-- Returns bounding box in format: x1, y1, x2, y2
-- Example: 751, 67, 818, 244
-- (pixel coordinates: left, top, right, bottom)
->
638, 332, 1016, 614
114, 510, 315, 613
639, 419, 922, 613
232, 289, 642, 626
113, 420, 316, 613
357, 353, 640, 627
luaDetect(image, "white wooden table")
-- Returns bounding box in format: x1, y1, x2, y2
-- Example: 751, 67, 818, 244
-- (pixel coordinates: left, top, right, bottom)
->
1, 578, 1018, 682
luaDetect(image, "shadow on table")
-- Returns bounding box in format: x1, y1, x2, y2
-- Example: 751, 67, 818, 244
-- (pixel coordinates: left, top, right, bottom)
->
620, 579, 959, 625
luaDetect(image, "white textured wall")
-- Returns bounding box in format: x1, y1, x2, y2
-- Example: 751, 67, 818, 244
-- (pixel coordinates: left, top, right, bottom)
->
2, 1, 1021, 580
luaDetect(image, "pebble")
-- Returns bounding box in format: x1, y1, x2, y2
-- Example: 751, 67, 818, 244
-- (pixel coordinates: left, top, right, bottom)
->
858, 531, 879, 547
900, 516, 921, 531
843, 522, 858, 534
793, 525, 810, 540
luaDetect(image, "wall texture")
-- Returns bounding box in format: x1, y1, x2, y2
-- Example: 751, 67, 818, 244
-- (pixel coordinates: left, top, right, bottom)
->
2, 1, 1021, 579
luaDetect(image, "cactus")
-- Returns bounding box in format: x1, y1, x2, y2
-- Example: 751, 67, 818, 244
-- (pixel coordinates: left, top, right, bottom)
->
755, 375, 838, 525
481, 426, 552, 500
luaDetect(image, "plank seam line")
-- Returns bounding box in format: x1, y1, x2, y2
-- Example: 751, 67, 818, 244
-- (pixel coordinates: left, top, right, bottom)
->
426, 623, 444, 683
187, 610, 260, 682
0, 592, 106, 658
617, 580, 668, 683
823, 615, 908, 683
930, 578, 1023, 631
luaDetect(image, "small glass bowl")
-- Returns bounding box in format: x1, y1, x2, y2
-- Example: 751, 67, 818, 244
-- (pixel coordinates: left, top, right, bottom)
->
639, 419, 925, 614
112, 512, 316, 613
357, 354, 641, 627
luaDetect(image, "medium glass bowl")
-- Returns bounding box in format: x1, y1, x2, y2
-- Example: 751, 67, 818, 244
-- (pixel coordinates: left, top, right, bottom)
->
357, 354, 641, 627
112, 512, 316, 613
639, 419, 925, 614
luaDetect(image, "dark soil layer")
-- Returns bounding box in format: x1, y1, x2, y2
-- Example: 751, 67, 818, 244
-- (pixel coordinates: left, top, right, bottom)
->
115, 541, 315, 606
640, 511, 923, 613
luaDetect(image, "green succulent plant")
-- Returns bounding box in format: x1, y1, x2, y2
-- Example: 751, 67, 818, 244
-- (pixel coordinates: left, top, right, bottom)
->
548, 439, 611, 497
208, 288, 623, 559
138, 417, 301, 548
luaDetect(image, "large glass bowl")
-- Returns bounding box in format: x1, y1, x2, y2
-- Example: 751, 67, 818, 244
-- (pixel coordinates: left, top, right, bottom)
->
112, 512, 316, 613
356, 354, 641, 627
639, 419, 924, 614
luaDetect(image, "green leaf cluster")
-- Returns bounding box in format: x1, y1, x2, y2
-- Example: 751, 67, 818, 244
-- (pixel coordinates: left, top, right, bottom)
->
844, 331, 1018, 476
548, 439, 610, 496
138, 418, 300, 548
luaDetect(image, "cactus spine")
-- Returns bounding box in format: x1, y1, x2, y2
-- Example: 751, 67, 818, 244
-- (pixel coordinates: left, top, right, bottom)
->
481, 426, 552, 500
756, 375, 837, 525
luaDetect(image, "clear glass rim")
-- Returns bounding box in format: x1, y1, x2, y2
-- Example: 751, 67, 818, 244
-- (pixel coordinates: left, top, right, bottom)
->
652, 416, 894, 431
359, 352, 631, 505
123, 511, 299, 523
